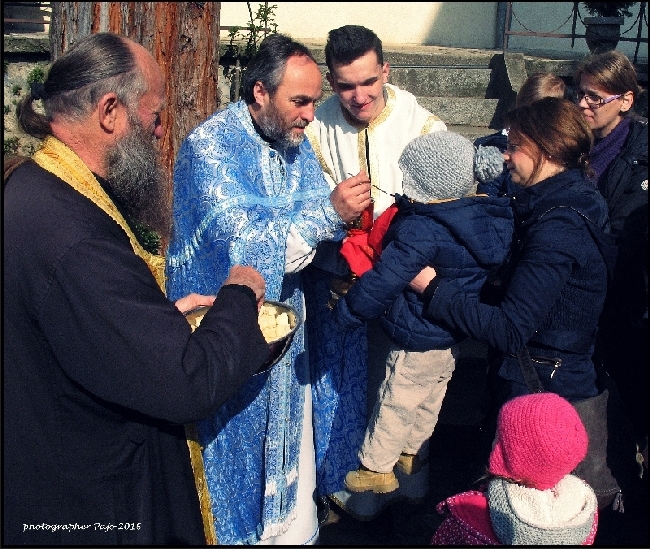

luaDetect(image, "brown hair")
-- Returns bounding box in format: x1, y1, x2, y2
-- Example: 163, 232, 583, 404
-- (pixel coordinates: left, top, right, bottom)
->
516, 72, 567, 108
573, 50, 640, 108
504, 97, 594, 185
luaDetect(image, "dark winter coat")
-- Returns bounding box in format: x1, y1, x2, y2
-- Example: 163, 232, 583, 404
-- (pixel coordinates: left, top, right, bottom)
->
3, 161, 269, 544
597, 116, 648, 327
597, 116, 648, 242
423, 170, 615, 401
593, 116, 648, 441
334, 193, 514, 351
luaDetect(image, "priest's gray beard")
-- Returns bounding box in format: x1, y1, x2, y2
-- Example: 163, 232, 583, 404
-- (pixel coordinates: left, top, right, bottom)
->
105, 113, 171, 241
257, 99, 308, 148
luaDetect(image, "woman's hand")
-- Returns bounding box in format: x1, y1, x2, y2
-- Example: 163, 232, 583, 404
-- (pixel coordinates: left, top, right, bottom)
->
409, 266, 437, 294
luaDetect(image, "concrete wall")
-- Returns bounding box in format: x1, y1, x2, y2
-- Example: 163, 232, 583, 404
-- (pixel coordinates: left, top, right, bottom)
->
221, 2, 501, 49
221, 2, 647, 60
4, 2, 647, 60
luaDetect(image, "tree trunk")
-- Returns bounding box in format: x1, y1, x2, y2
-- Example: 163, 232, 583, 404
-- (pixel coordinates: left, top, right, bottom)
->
49, 2, 221, 206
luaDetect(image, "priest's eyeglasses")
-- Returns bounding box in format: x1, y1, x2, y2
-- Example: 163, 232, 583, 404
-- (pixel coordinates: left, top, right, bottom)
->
573, 90, 622, 108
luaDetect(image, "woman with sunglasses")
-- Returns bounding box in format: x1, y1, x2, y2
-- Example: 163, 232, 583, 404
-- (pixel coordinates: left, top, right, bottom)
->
573, 51, 648, 471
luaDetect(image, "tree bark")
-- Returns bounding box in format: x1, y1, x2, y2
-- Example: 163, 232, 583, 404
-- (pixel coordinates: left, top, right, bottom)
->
49, 2, 221, 206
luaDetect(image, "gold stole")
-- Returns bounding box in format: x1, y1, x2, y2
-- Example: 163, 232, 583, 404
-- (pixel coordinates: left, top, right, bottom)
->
32, 136, 166, 287
32, 136, 217, 545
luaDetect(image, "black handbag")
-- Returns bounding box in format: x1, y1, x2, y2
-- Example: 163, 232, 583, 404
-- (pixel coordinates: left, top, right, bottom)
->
515, 346, 624, 510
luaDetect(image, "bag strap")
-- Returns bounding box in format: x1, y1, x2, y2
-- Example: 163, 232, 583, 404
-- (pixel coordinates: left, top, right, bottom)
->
515, 346, 545, 393
533, 205, 618, 286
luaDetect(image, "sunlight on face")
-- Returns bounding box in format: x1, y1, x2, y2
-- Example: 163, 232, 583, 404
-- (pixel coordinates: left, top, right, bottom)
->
575, 74, 628, 139
327, 50, 389, 125
503, 137, 536, 187
258, 54, 322, 147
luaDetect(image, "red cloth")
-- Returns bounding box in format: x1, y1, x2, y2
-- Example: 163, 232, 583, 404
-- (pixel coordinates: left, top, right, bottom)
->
339, 204, 399, 277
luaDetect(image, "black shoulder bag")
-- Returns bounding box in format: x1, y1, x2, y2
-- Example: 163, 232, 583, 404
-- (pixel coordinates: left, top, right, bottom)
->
515, 346, 623, 510
514, 207, 635, 511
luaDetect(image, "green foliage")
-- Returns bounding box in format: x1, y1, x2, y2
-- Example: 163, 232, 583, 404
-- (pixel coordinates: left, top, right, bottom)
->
4, 137, 20, 155
26, 66, 46, 85
583, 2, 637, 18
227, 2, 278, 61
134, 223, 162, 255
4, 57, 51, 158
3, 60, 8, 74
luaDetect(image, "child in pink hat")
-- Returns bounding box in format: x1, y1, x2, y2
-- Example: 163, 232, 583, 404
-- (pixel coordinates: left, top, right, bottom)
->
430, 392, 599, 545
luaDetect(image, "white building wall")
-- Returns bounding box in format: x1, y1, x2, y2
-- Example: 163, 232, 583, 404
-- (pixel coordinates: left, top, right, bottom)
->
220, 2, 500, 48
221, 2, 647, 60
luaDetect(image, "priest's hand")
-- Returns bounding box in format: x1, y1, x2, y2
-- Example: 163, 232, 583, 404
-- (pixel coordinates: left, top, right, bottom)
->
330, 171, 371, 224
174, 293, 216, 314
223, 265, 266, 310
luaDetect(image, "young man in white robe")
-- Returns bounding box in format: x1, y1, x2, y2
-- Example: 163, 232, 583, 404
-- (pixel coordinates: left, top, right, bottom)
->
304, 24, 447, 521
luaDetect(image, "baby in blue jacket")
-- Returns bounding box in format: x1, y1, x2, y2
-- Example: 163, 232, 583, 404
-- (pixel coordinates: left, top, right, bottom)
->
335, 131, 513, 493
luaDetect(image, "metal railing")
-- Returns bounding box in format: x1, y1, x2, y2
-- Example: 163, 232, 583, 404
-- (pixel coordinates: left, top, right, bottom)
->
503, 2, 647, 64
3, 2, 51, 28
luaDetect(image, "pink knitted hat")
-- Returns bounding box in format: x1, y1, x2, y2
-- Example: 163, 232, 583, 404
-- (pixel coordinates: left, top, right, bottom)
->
488, 392, 588, 490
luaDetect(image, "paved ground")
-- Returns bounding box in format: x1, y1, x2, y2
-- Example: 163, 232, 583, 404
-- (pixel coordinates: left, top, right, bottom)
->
316, 339, 649, 546
318, 422, 484, 545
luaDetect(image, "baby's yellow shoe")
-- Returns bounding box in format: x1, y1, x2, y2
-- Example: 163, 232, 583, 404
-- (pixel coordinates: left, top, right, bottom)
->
345, 467, 399, 493
395, 452, 426, 475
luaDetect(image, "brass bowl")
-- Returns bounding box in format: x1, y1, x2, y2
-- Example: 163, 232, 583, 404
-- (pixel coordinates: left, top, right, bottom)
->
257, 300, 301, 374
184, 305, 211, 329
184, 300, 302, 375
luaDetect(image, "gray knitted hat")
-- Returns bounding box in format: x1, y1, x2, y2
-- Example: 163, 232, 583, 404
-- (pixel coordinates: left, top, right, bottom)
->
398, 131, 504, 202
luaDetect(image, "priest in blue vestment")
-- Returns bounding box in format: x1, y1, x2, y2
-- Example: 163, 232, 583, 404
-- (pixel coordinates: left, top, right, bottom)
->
165, 34, 371, 545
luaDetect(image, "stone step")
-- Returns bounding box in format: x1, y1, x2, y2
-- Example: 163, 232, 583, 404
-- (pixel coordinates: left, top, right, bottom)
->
317, 64, 494, 100
447, 124, 495, 142
416, 96, 499, 127
389, 66, 492, 98
307, 42, 498, 69
314, 44, 497, 100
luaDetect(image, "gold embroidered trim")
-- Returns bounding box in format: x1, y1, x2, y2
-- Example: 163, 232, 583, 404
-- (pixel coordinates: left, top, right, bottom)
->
32, 136, 166, 290
185, 423, 218, 544
368, 85, 395, 129
364, 86, 397, 200
357, 128, 368, 176
305, 125, 335, 182
32, 136, 216, 544
421, 113, 443, 135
